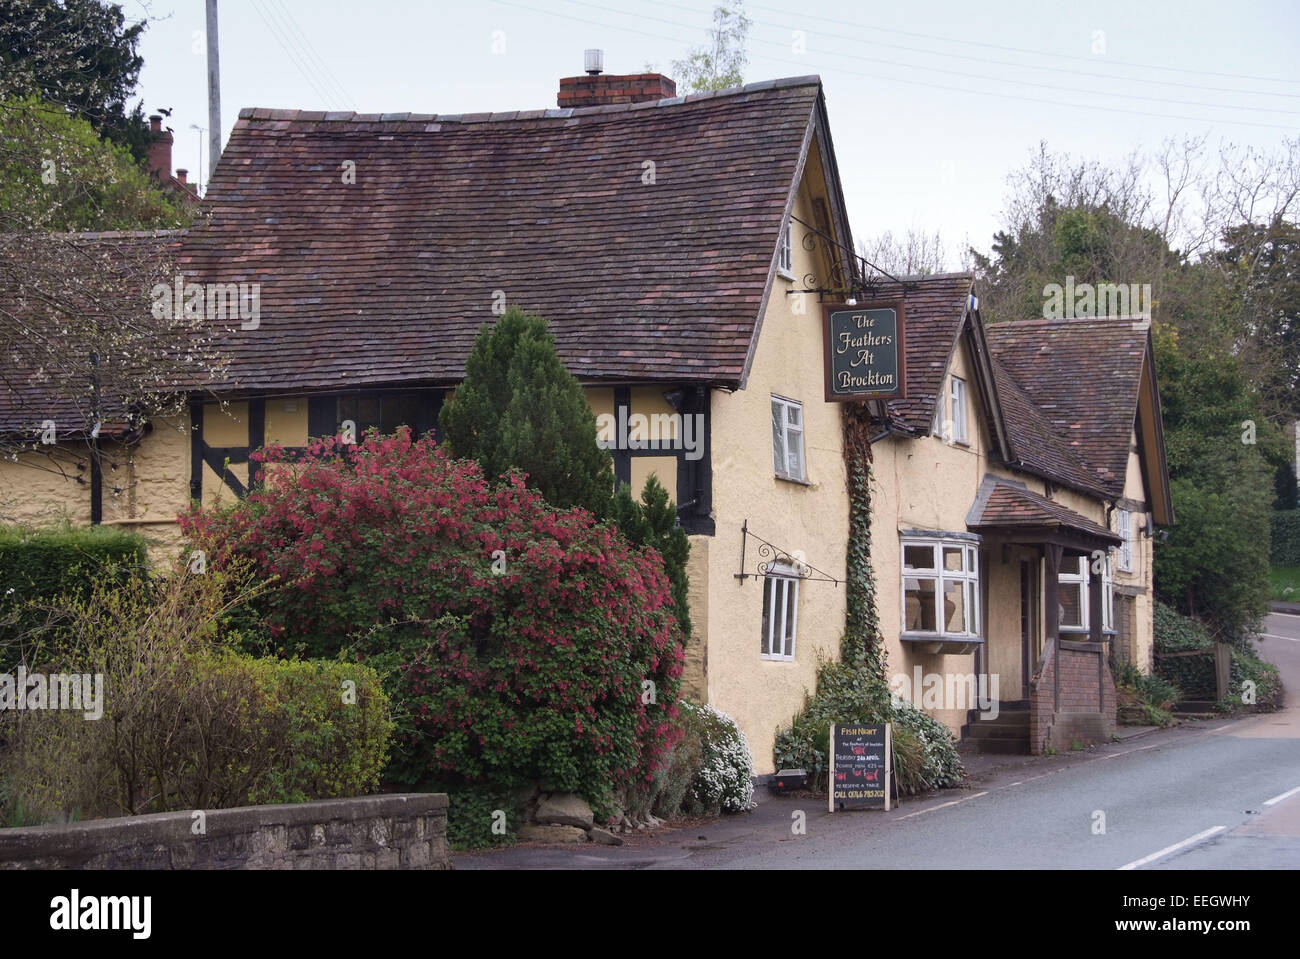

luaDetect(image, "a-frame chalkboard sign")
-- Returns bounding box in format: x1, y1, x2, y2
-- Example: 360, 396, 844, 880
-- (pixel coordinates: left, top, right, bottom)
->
828, 722, 892, 812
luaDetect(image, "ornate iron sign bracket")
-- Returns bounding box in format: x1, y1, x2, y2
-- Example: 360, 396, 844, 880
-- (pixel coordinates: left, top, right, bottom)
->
733, 518, 841, 585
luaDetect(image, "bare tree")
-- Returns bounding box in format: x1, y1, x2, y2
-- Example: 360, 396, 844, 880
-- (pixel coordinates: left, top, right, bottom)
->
857, 227, 951, 277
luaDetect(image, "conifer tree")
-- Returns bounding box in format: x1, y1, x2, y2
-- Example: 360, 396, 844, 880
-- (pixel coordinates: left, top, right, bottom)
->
440, 307, 614, 515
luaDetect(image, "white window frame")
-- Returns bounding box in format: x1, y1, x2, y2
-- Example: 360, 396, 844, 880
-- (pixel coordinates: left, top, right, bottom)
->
772, 395, 806, 482
1116, 509, 1134, 572
950, 376, 969, 444
761, 562, 799, 661
900, 535, 981, 638
777, 221, 794, 279
1059, 553, 1115, 634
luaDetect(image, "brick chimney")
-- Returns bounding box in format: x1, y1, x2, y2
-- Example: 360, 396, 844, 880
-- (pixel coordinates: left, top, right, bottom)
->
558, 51, 675, 108
147, 114, 174, 183
176, 168, 188, 185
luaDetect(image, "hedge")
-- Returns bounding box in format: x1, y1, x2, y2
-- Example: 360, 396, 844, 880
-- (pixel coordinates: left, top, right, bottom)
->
0, 524, 147, 667
1153, 600, 1215, 696
0, 523, 146, 604
1271, 510, 1300, 567
1, 563, 393, 826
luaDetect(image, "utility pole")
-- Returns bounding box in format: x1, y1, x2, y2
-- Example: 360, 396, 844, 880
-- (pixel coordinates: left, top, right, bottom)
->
206, 0, 221, 184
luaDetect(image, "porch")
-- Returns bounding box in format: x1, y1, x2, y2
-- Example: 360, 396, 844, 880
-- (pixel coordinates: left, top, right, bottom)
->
963, 478, 1123, 754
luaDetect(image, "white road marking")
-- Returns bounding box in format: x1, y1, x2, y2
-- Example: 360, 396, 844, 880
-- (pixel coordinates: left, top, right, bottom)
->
1259, 633, 1298, 642
896, 791, 988, 820
1118, 826, 1226, 870
1102, 743, 1161, 759
1263, 784, 1300, 806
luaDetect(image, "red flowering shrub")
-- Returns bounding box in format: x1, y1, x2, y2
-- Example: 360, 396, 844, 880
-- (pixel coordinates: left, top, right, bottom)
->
181, 430, 685, 813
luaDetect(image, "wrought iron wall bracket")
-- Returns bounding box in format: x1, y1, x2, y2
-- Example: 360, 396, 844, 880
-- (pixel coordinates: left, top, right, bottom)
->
733, 518, 841, 585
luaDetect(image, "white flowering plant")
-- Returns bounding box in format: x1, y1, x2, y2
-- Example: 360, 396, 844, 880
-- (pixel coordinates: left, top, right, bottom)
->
680, 701, 755, 814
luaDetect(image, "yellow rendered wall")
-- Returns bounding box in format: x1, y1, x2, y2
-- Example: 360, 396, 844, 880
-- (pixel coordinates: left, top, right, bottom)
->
1119, 430, 1155, 672
265, 396, 309, 447
0, 412, 193, 563
0, 447, 93, 527
701, 173, 850, 775
871, 335, 993, 734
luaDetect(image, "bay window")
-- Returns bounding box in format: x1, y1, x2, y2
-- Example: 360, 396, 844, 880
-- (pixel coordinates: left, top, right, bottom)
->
901, 534, 981, 639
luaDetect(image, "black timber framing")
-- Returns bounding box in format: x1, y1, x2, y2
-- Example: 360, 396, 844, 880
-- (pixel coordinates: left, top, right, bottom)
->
191, 385, 711, 533
611, 384, 714, 536
188, 399, 203, 501
247, 398, 266, 489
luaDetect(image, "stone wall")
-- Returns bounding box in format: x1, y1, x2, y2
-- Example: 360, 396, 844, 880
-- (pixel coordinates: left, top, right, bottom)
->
0, 793, 449, 870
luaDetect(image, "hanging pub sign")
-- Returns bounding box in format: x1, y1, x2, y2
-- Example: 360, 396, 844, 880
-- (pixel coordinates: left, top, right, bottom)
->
828, 722, 892, 811
823, 301, 906, 402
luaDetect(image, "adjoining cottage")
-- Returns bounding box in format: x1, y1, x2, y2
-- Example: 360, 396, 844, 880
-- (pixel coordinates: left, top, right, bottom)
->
0, 67, 1172, 770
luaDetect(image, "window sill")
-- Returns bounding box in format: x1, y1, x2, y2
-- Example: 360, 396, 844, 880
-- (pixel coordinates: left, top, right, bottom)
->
900, 633, 983, 656
775, 473, 812, 487
776, 269, 796, 282
761, 654, 796, 663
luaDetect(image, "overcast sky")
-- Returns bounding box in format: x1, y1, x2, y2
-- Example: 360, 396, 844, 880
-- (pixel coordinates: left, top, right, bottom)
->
133, 0, 1300, 264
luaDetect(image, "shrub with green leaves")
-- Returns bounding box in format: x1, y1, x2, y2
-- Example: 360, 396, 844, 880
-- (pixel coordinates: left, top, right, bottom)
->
0, 523, 148, 669
184, 432, 685, 819
0, 562, 391, 825
1272, 510, 1300, 567
679, 701, 754, 815
1153, 599, 1217, 695
609, 476, 691, 639
773, 651, 963, 795
443, 783, 525, 850
1116, 661, 1178, 727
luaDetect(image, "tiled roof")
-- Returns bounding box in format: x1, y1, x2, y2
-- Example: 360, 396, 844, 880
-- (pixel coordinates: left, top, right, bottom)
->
991, 357, 1110, 498
178, 77, 825, 392
871, 271, 975, 433
967, 476, 1120, 543
985, 318, 1148, 497
0, 230, 185, 436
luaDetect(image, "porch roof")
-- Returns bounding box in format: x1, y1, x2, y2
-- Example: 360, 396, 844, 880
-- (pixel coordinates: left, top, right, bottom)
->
966, 476, 1121, 549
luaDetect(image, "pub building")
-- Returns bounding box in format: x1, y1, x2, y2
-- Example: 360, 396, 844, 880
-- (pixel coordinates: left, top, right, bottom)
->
0, 62, 1171, 773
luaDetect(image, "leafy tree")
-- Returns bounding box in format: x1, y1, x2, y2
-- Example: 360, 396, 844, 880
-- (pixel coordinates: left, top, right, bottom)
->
973, 142, 1291, 642
0, 95, 190, 231
671, 2, 750, 93
0, 0, 154, 161
440, 307, 614, 515
1152, 329, 1277, 641
1217, 220, 1300, 425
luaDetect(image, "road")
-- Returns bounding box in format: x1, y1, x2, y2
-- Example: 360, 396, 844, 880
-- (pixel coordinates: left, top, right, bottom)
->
456, 611, 1300, 870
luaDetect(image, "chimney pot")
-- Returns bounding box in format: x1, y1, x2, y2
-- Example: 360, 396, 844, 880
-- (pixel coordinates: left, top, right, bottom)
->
176, 169, 188, 184
584, 49, 604, 75
149, 114, 162, 133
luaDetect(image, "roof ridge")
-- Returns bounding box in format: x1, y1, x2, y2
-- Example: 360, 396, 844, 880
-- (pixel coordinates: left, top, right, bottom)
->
235, 75, 823, 126
990, 315, 1151, 329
